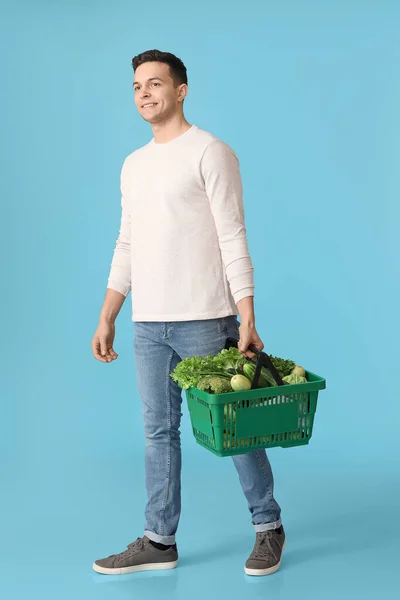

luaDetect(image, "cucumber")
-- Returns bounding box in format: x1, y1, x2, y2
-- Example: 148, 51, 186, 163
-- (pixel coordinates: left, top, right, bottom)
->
243, 362, 274, 388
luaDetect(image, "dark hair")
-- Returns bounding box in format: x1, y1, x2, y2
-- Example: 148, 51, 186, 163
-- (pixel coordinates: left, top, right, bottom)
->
131, 49, 188, 91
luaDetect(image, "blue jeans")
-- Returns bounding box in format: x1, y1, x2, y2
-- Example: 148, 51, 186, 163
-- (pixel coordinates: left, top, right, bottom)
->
133, 315, 282, 545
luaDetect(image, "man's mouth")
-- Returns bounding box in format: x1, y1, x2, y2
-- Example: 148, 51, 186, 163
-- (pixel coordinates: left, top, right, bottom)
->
142, 103, 158, 108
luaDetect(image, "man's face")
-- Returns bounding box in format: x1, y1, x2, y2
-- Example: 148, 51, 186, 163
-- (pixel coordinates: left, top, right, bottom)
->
133, 61, 186, 123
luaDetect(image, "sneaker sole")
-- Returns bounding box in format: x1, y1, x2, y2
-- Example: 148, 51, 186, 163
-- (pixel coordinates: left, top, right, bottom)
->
244, 539, 285, 576
92, 560, 178, 575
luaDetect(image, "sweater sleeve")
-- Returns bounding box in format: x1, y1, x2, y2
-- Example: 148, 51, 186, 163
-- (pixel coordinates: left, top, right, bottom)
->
107, 158, 131, 297
200, 140, 255, 304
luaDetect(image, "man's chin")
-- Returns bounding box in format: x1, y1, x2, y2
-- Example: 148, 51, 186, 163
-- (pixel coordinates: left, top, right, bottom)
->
141, 115, 157, 124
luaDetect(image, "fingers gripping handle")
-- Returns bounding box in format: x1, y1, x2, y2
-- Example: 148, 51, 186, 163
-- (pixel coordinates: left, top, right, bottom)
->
224, 337, 285, 388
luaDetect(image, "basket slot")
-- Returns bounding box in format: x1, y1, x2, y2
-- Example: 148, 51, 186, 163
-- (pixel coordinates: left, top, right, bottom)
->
223, 402, 238, 426
223, 423, 312, 450
193, 428, 215, 448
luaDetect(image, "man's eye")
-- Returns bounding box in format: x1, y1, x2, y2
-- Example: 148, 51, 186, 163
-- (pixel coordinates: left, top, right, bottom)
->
134, 83, 159, 91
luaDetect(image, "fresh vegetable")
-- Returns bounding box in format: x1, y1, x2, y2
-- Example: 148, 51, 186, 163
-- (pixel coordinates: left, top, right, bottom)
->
231, 374, 252, 391
248, 360, 279, 386
282, 373, 307, 384
243, 362, 272, 388
268, 355, 296, 378
212, 347, 248, 373
170, 354, 231, 390
246, 354, 297, 386
281, 365, 308, 385
170, 345, 304, 392
197, 376, 233, 394
292, 365, 306, 377
170, 347, 246, 391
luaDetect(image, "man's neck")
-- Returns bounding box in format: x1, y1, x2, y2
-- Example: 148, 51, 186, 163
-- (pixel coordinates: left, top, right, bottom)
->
152, 117, 192, 144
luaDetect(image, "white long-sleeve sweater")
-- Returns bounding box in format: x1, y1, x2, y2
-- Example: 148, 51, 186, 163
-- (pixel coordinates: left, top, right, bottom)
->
107, 124, 255, 322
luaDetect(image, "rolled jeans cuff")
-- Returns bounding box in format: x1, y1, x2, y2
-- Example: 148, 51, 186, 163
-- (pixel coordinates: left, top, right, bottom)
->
253, 518, 282, 533
144, 530, 176, 545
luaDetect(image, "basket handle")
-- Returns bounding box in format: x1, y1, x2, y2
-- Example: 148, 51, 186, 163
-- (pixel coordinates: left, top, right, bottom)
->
224, 337, 285, 388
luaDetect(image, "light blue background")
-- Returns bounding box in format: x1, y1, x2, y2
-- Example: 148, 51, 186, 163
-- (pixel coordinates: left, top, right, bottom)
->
1, 0, 399, 598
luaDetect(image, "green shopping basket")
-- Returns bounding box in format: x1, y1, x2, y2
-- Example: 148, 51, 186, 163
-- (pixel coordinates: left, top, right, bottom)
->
185, 337, 326, 457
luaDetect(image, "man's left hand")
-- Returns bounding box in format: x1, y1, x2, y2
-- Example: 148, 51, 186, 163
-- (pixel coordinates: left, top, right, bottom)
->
238, 323, 264, 359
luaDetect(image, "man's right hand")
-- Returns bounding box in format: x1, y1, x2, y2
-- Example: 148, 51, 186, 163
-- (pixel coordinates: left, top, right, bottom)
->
92, 319, 119, 363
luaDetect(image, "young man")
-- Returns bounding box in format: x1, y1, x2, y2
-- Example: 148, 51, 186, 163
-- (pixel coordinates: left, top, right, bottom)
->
91, 49, 285, 576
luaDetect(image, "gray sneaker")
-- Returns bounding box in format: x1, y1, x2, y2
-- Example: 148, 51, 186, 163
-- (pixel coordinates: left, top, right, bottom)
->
245, 526, 286, 576
92, 536, 178, 575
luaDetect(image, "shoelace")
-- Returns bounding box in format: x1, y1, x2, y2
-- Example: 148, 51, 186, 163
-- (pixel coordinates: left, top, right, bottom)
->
128, 537, 145, 552
115, 537, 145, 563
251, 530, 279, 561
